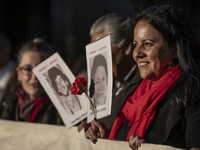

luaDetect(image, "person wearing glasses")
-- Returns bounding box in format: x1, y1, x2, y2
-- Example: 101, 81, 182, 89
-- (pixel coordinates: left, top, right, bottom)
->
85, 5, 200, 150
0, 38, 63, 125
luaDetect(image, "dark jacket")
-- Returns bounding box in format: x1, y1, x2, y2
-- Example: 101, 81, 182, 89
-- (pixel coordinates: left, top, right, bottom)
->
0, 93, 64, 125
115, 87, 200, 149
100, 71, 142, 133
144, 96, 200, 149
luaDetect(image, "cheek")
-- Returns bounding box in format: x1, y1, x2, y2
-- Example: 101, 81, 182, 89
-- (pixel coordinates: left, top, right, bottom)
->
95, 83, 100, 91
61, 81, 66, 87
150, 56, 169, 78
17, 71, 22, 82
21, 78, 30, 93
103, 80, 107, 86
21, 77, 29, 86
151, 61, 161, 76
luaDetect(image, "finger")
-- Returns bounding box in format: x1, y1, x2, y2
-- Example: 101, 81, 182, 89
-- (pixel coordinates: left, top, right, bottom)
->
134, 136, 145, 147
92, 120, 108, 138
85, 127, 94, 139
129, 138, 137, 150
88, 126, 99, 141
90, 120, 102, 138
84, 129, 91, 139
84, 127, 98, 144
91, 120, 98, 131
129, 135, 144, 150
85, 132, 97, 144
78, 121, 87, 132
136, 139, 145, 147
129, 135, 134, 141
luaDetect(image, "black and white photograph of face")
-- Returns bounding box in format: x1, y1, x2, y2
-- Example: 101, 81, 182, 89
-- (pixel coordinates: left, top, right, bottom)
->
46, 65, 71, 96
90, 53, 108, 107
45, 64, 82, 115
33, 53, 88, 127
55, 74, 69, 96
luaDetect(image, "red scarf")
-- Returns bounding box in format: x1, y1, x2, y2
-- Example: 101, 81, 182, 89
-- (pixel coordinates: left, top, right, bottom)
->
109, 65, 181, 141
16, 89, 48, 122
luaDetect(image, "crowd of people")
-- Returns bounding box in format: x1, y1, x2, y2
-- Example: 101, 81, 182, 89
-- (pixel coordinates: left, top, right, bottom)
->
0, 3, 200, 150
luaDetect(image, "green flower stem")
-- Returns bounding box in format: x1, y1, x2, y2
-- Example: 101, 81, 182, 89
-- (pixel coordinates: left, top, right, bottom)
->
85, 92, 97, 119
78, 82, 100, 138
84, 92, 100, 138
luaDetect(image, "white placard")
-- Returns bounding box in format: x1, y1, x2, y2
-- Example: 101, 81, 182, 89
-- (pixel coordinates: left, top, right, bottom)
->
86, 34, 113, 123
33, 52, 87, 128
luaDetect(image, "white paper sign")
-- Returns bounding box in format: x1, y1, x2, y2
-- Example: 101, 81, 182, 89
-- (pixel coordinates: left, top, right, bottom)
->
33, 52, 87, 128
86, 34, 113, 123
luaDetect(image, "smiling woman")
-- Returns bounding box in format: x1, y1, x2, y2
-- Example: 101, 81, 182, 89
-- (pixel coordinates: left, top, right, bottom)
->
0, 38, 64, 125
110, 5, 200, 150
85, 4, 200, 150
133, 19, 177, 83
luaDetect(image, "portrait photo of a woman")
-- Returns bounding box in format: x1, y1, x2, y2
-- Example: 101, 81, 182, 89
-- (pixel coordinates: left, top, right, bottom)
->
90, 53, 108, 107
47, 65, 82, 115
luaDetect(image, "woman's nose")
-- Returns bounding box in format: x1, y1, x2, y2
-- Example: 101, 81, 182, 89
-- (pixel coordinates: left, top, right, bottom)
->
133, 45, 145, 60
99, 80, 105, 89
30, 72, 37, 80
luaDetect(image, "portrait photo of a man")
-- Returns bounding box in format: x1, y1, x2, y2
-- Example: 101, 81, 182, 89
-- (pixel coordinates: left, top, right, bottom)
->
46, 65, 82, 115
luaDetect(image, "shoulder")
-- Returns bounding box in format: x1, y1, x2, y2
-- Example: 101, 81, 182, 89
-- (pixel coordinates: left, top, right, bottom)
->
1, 93, 18, 107
0, 93, 18, 120
145, 97, 186, 147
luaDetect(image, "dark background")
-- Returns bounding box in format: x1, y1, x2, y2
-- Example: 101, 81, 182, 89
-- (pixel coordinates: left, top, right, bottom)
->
0, 0, 200, 75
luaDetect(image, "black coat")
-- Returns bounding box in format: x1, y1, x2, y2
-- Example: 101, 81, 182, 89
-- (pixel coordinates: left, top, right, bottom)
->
100, 71, 142, 133
0, 93, 64, 125
144, 96, 200, 149
115, 87, 200, 149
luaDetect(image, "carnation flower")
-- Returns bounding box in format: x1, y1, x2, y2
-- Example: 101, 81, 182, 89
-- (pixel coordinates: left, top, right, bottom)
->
71, 77, 100, 137
71, 77, 97, 119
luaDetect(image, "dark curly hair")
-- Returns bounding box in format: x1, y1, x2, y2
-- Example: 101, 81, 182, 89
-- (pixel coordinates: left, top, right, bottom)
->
48, 66, 71, 96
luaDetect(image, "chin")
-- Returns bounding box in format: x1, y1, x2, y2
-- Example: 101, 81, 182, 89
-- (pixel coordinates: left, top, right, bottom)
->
32, 90, 45, 97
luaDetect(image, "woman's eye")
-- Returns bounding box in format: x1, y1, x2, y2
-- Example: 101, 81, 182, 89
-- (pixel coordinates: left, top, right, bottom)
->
24, 68, 32, 72
133, 43, 137, 48
144, 42, 153, 47
95, 80, 100, 85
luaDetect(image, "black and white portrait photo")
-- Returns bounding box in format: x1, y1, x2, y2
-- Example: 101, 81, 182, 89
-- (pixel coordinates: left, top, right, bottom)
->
89, 53, 108, 107
33, 53, 87, 128
86, 35, 113, 122
46, 65, 82, 115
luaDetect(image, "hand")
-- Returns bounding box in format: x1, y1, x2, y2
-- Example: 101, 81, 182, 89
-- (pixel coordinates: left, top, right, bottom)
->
77, 120, 91, 132
128, 135, 145, 150
84, 119, 108, 144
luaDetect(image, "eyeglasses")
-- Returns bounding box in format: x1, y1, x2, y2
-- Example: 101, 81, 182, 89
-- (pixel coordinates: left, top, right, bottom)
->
19, 66, 33, 76
145, 4, 170, 13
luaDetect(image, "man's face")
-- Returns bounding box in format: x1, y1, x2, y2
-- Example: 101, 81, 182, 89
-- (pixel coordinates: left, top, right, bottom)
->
55, 75, 69, 95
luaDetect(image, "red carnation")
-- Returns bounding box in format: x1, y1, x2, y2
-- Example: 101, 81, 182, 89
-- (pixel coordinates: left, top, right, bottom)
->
71, 77, 87, 95
71, 76, 100, 137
